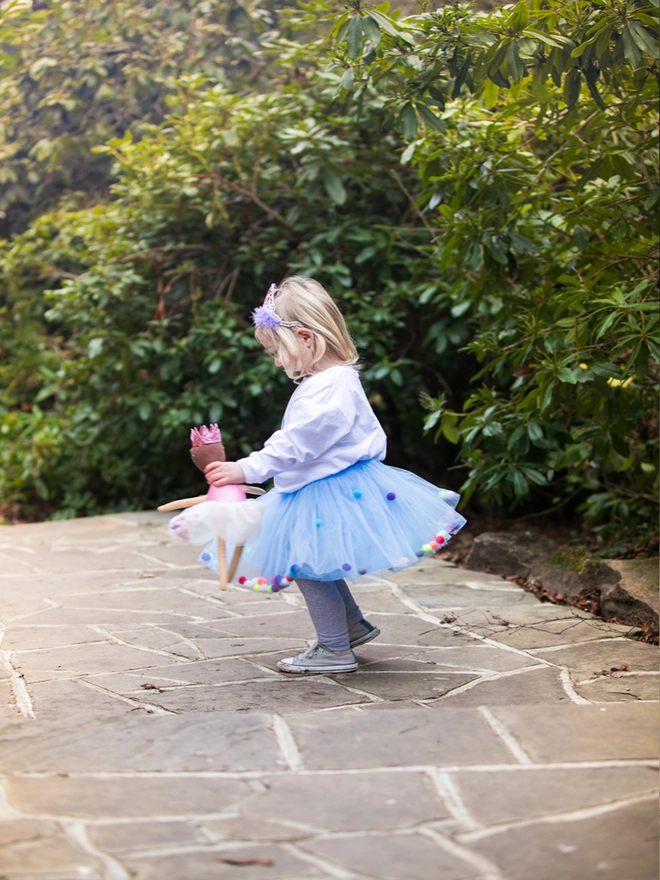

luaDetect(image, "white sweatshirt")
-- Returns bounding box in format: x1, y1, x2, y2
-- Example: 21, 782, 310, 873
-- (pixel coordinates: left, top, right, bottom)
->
237, 365, 387, 492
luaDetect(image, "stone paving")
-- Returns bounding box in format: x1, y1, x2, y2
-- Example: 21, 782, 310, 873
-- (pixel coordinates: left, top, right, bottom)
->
0, 511, 657, 880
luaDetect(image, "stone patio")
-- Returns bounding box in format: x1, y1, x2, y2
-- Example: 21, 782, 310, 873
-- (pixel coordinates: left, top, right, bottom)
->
0, 511, 657, 879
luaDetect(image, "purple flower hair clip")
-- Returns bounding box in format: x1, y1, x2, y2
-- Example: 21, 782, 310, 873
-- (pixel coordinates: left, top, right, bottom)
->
252, 284, 301, 330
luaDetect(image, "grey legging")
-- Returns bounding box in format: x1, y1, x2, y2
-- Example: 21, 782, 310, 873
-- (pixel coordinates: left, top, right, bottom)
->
295, 578, 364, 653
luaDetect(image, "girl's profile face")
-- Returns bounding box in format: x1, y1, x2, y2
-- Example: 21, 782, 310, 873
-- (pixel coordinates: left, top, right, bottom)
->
265, 344, 283, 368
262, 330, 315, 379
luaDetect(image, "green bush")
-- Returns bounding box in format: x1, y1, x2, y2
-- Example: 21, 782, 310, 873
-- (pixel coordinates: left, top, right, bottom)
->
0, 0, 657, 552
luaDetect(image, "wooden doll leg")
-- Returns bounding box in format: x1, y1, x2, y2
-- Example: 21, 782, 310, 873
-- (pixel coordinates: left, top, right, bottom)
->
217, 538, 227, 591
227, 545, 244, 582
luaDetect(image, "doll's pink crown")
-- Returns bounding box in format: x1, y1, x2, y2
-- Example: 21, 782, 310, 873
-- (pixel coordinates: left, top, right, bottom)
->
190, 424, 222, 446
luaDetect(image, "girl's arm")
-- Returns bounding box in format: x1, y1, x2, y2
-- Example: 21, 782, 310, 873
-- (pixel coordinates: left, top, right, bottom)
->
235, 402, 352, 486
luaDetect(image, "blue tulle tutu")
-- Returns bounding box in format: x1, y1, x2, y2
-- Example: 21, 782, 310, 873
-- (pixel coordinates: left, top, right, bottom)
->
195, 459, 466, 585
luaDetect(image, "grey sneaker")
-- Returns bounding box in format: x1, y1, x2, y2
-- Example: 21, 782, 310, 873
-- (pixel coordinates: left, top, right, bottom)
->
348, 618, 381, 648
277, 644, 358, 674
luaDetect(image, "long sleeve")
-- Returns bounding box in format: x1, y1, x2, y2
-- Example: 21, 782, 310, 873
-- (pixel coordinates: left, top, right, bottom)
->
236, 366, 387, 492
238, 402, 352, 486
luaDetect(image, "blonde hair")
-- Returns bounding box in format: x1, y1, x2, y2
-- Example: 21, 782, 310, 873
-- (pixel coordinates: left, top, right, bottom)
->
255, 276, 359, 380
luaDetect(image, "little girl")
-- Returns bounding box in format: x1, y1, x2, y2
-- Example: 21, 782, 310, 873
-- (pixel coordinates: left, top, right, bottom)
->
198, 277, 465, 674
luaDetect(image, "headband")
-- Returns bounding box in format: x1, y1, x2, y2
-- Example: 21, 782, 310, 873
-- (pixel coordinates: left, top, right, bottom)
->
251, 283, 301, 330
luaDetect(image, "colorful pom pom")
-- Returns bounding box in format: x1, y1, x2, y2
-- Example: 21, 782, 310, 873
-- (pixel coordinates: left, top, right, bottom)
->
353, 490, 362, 499
415, 549, 424, 557
358, 567, 368, 575
238, 576, 247, 584
315, 519, 324, 528
342, 563, 351, 571
422, 543, 432, 553
386, 492, 396, 501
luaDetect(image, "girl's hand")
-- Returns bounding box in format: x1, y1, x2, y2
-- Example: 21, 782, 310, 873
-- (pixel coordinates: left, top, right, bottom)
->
204, 461, 245, 487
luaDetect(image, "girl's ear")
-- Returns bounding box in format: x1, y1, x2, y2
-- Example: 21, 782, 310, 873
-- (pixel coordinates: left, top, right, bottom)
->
295, 328, 315, 348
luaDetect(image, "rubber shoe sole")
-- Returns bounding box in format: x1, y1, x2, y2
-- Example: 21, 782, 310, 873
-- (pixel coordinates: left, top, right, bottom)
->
277, 645, 358, 674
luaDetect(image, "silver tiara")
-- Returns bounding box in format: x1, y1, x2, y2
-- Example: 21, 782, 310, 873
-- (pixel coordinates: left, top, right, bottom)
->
251, 284, 301, 329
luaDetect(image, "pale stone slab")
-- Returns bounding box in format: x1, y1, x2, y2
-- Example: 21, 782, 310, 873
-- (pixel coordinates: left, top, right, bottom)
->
398, 645, 543, 673
122, 844, 324, 879
92, 627, 203, 660
0, 624, 107, 651
231, 770, 448, 832
402, 583, 538, 609
0, 713, 282, 772
87, 657, 274, 691
0, 823, 104, 877
5, 774, 248, 817
52, 586, 226, 613
28, 679, 139, 719
452, 764, 658, 824
532, 638, 659, 675
28, 550, 173, 574
13, 641, 188, 681
89, 819, 210, 854
0, 552, 41, 574
332, 670, 478, 701
388, 557, 511, 589
301, 831, 475, 880
464, 617, 630, 650
135, 678, 366, 713
428, 665, 569, 708
287, 707, 515, 770
491, 703, 659, 762
15, 606, 188, 626
574, 674, 659, 703
209, 610, 316, 639
182, 636, 306, 660
359, 614, 474, 647
204, 816, 311, 842
450, 604, 594, 626
472, 797, 657, 880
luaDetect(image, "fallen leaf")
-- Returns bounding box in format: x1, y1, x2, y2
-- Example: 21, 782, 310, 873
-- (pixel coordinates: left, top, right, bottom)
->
610, 663, 629, 672
217, 858, 273, 867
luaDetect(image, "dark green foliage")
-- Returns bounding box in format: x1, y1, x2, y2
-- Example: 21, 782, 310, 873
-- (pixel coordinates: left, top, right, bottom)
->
0, 0, 279, 237
0, 0, 658, 551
